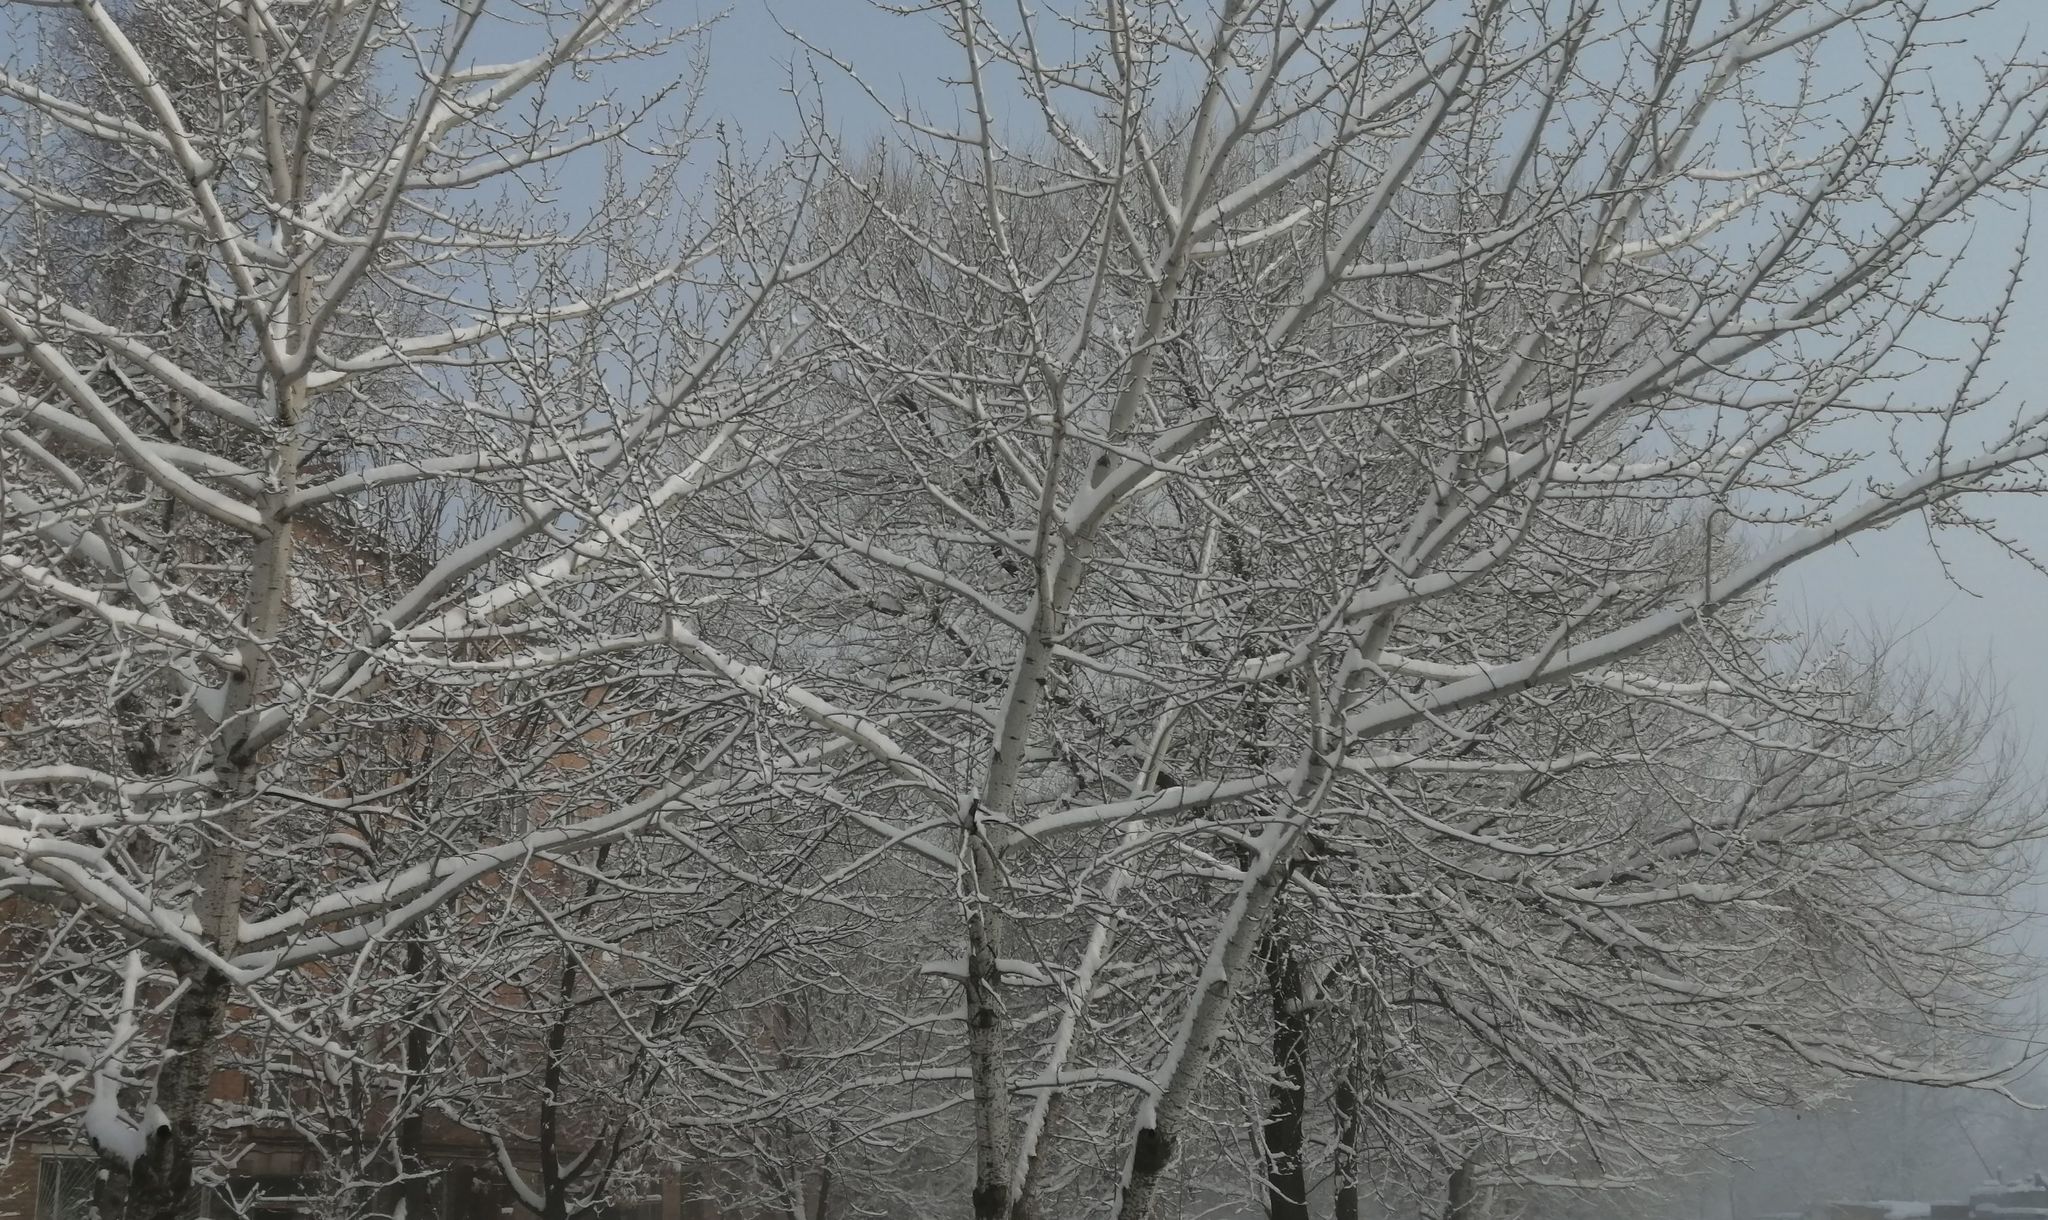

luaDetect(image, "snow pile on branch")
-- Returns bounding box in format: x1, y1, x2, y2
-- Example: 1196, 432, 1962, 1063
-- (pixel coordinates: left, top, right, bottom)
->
84, 952, 166, 1167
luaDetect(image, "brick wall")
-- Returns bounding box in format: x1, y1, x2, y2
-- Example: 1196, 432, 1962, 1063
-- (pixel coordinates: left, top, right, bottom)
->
0, 1146, 38, 1220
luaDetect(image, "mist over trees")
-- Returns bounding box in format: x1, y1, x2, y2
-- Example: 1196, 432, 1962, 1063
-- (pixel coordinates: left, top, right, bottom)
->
1733, 1080, 2048, 1208
4, 3, 2048, 1220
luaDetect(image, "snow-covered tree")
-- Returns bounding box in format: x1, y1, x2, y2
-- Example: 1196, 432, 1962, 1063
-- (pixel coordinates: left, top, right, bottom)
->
1, 2, 832, 1217
5, 3, 2048, 1220
752, 2, 2048, 1217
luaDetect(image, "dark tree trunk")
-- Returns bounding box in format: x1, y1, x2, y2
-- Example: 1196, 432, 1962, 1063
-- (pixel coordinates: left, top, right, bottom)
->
539, 953, 579, 1220
93, 1152, 135, 1220
1261, 931, 1310, 1220
1332, 1056, 1365, 1220
1447, 1157, 1478, 1220
812, 1141, 833, 1220
398, 939, 439, 1220
120, 962, 230, 1220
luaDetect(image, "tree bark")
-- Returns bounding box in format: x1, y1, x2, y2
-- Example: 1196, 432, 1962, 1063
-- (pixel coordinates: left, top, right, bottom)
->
399, 939, 439, 1220
120, 962, 229, 1220
1114, 808, 1318, 1220
539, 952, 580, 1220
1261, 930, 1310, 1220
1447, 1157, 1479, 1220
1332, 1050, 1366, 1220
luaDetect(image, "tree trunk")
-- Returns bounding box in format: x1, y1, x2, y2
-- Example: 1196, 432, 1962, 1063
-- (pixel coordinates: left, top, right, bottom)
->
399, 939, 439, 1220
962, 819, 1015, 1220
539, 952, 580, 1220
102, 38, 314, 1204
119, 963, 229, 1220
1447, 1157, 1478, 1220
1114, 807, 1320, 1220
812, 1137, 834, 1220
1261, 930, 1310, 1220
1332, 1050, 1366, 1220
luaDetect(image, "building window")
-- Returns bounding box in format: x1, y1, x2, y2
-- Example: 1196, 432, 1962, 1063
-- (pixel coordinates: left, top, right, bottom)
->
36, 1157, 98, 1220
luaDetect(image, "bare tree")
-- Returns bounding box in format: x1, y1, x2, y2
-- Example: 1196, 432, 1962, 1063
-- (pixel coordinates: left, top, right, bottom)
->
1, 3, 832, 1218
759, 1, 2048, 1217
7, 3, 2048, 1220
